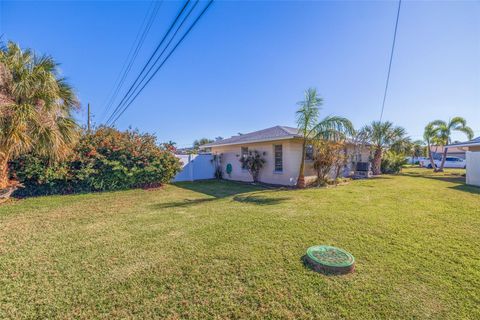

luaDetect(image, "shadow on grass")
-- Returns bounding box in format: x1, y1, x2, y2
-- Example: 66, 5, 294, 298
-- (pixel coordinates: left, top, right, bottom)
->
173, 180, 266, 198
151, 198, 216, 209
401, 171, 465, 183
152, 180, 287, 209
449, 184, 480, 194
400, 171, 480, 194
233, 194, 290, 206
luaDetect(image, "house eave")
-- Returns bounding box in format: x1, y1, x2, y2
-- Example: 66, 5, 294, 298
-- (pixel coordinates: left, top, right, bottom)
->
202, 136, 300, 148
447, 143, 480, 149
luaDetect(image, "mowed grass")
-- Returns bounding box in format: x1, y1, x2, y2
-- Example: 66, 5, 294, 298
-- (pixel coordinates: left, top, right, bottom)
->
0, 168, 479, 319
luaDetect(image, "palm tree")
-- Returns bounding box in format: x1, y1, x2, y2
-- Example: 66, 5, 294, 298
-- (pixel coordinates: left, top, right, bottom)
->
411, 140, 426, 164
430, 117, 473, 172
296, 88, 354, 188
359, 121, 407, 175
0, 42, 79, 190
423, 122, 440, 170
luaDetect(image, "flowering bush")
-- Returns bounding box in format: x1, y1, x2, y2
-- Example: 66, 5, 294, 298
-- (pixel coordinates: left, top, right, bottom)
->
9, 127, 181, 197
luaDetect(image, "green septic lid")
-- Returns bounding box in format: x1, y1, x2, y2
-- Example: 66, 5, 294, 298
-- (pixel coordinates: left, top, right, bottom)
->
305, 245, 355, 274
226, 163, 232, 174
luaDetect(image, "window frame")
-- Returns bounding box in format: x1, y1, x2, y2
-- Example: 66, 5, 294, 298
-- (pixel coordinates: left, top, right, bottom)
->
305, 144, 314, 161
273, 144, 283, 173
241, 146, 249, 170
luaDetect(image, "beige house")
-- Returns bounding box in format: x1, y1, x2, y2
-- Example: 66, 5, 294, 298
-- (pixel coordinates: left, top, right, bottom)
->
448, 137, 480, 187
203, 126, 370, 186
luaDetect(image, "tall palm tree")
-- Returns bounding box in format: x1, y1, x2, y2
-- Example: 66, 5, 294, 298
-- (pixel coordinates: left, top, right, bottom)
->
359, 121, 407, 175
296, 88, 354, 188
430, 117, 473, 172
0, 42, 79, 189
423, 122, 440, 170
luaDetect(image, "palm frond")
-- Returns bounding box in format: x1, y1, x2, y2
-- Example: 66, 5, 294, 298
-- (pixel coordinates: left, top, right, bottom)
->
0, 41, 79, 162
311, 115, 354, 141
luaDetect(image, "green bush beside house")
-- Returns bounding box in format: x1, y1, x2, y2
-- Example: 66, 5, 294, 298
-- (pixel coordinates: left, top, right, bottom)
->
9, 127, 181, 197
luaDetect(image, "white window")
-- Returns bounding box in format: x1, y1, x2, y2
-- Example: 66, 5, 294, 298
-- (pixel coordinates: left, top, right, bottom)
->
274, 144, 283, 172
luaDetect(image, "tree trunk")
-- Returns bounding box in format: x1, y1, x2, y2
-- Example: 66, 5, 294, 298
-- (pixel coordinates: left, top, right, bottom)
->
0, 155, 10, 189
297, 139, 307, 188
427, 142, 436, 171
372, 147, 382, 175
438, 147, 448, 172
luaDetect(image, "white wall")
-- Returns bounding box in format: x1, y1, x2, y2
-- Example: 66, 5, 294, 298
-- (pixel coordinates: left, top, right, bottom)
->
466, 151, 480, 187
212, 140, 304, 186
173, 154, 215, 182
211, 139, 370, 186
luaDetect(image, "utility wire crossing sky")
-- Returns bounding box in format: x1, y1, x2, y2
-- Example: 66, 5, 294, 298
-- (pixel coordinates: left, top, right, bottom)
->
1, 0, 479, 146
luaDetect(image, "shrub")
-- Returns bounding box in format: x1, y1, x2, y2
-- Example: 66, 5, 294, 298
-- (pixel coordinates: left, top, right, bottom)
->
238, 150, 265, 183
211, 153, 223, 179
381, 151, 407, 174
9, 127, 181, 197
312, 141, 347, 186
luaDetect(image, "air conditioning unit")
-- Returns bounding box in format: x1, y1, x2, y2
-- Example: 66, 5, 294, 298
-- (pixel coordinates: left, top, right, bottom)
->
354, 162, 372, 179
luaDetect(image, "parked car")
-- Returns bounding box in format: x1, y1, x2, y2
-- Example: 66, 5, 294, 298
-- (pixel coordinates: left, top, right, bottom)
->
409, 156, 428, 165
421, 157, 466, 169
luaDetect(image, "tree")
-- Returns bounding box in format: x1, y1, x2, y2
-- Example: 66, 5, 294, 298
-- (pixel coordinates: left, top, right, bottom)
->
411, 140, 426, 164
359, 121, 407, 175
390, 136, 412, 155
312, 140, 346, 186
295, 88, 354, 188
430, 117, 473, 172
390, 138, 425, 164
238, 150, 265, 183
193, 138, 214, 151
161, 140, 176, 152
0, 42, 79, 190
423, 122, 439, 170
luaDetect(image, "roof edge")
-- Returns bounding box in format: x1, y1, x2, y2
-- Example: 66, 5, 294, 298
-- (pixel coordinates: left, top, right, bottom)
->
202, 135, 299, 148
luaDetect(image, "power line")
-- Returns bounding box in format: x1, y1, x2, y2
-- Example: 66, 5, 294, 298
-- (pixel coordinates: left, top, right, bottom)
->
107, 0, 200, 123
105, 0, 192, 125
109, 0, 214, 125
101, 1, 162, 122
379, 0, 402, 122
100, 1, 155, 120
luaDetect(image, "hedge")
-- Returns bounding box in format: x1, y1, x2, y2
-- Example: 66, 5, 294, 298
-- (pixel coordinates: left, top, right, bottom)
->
9, 127, 181, 197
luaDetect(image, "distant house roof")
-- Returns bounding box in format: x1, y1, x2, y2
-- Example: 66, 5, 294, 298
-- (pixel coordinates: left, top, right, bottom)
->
448, 137, 480, 148
203, 126, 302, 148
429, 145, 466, 154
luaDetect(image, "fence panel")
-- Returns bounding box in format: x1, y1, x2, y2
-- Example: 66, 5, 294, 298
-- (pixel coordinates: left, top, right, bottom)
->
173, 154, 215, 182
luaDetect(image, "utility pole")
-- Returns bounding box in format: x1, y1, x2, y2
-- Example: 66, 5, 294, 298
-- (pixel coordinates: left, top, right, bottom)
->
87, 103, 91, 133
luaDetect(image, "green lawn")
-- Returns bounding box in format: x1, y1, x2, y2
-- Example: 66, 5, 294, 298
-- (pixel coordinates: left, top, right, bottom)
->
1, 168, 479, 319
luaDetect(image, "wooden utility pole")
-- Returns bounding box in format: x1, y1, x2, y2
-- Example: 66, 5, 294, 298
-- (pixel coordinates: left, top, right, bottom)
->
87, 103, 91, 133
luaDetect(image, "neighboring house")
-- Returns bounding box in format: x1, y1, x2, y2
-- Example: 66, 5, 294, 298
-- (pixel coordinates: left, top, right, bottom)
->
448, 137, 480, 187
202, 125, 370, 186
429, 145, 466, 160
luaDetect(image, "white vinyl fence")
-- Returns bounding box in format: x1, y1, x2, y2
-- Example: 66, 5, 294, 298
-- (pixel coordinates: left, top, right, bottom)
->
466, 151, 480, 187
173, 154, 215, 182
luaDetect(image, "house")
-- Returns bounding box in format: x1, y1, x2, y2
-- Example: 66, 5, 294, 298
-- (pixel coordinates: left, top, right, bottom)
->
202, 125, 370, 186
429, 145, 466, 160
448, 137, 480, 187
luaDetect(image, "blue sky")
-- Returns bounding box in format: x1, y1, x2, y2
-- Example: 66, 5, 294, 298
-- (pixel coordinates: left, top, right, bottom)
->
1, 0, 479, 147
